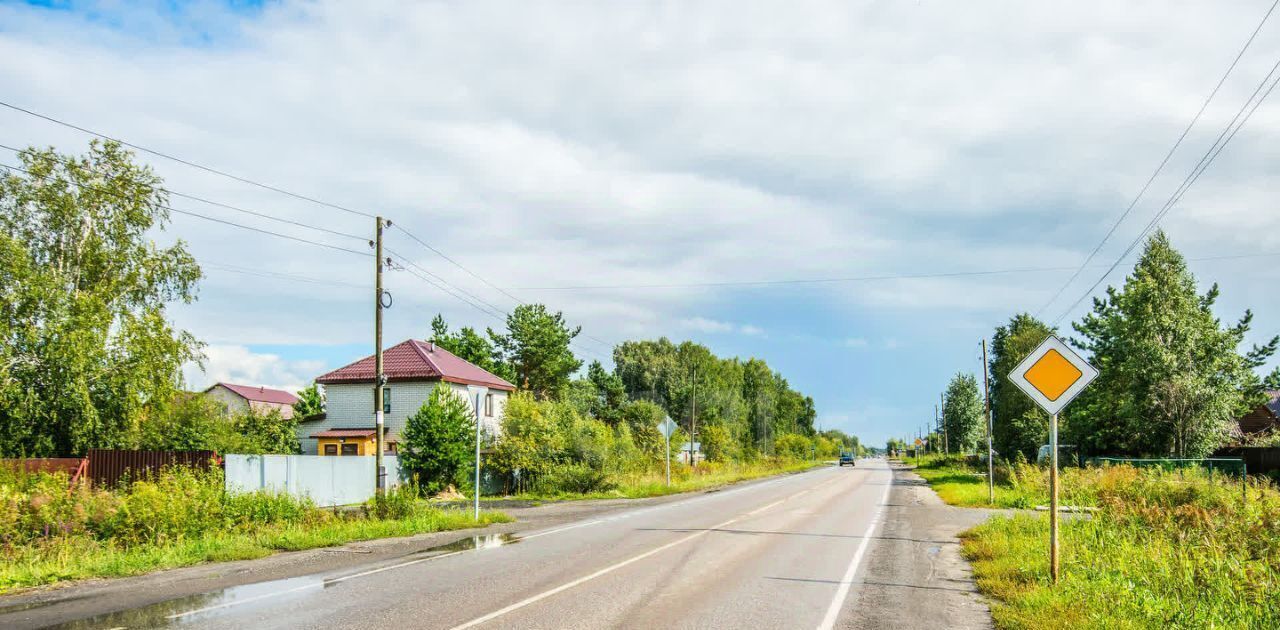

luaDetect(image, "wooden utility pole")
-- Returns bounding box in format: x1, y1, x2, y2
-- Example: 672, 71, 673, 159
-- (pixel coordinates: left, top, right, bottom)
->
941, 392, 948, 455
982, 338, 994, 505
374, 216, 387, 495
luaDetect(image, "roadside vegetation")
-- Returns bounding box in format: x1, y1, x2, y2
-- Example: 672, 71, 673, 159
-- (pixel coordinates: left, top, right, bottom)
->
908, 454, 1280, 628
0, 465, 510, 594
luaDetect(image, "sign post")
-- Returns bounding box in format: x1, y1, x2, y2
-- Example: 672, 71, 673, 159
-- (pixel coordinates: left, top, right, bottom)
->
657, 415, 677, 487
470, 386, 489, 522
1008, 335, 1098, 584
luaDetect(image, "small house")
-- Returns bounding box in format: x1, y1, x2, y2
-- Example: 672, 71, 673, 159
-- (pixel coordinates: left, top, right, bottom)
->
303, 339, 515, 455
203, 382, 299, 419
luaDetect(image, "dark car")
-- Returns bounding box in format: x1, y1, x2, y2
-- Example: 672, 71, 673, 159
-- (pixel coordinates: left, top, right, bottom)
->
838, 452, 856, 467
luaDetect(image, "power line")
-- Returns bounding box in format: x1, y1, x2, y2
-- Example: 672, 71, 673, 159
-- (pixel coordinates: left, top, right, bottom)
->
0, 100, 377, 219
0, 161, 373, 257
1035, 0, 1280, 317
0, 143, 367, 242
1053, 55, 1280, 325
202, 261, 366, 289
392, 224, 616, 353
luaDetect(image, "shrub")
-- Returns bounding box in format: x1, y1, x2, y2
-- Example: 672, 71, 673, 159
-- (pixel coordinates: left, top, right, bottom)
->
536, 463, 617, 494
774, 434, 812, 460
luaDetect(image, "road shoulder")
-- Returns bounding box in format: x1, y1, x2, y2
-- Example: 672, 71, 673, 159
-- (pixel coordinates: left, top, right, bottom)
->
839, 461, 1000, 629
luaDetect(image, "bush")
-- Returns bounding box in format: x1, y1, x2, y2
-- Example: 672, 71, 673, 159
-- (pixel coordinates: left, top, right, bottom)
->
536, 463, 618, 494
399, 385, 476, 494
774, 434, 813, 460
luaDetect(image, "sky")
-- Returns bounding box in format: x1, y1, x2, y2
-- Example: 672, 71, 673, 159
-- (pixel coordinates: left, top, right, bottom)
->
3, 0, 1280, 448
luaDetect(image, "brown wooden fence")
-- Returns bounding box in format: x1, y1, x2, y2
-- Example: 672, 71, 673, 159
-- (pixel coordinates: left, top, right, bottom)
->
86, 449, 219, 486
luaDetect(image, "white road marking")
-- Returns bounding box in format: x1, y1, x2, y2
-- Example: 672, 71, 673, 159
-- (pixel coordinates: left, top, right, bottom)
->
817, 464, 895, 630
448, 471, 849, 630
164, 466, 836, 622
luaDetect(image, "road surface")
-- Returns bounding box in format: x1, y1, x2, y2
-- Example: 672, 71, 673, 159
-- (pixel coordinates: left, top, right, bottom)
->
1, 459, 992, 629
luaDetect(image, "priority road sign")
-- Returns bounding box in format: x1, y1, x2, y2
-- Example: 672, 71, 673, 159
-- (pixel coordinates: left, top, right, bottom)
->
1008, 335, 1098, 416
1006, 334, 1098, 586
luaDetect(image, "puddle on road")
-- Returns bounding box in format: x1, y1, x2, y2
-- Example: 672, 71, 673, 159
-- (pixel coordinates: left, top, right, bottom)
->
24, 534, 520, 629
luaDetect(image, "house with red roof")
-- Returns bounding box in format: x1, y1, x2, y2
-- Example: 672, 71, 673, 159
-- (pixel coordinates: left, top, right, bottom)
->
303, 339, 516, 456
204, 382, 300, 419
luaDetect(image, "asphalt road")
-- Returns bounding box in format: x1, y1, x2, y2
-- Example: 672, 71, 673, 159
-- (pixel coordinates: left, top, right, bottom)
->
4, 459, 993, 629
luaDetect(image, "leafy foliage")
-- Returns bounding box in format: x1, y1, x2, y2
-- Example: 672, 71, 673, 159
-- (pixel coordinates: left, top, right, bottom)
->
0, 142, 202, 456
430, 314, 514, 382
942, 372, 985, 453
398, 386, 476, 494
488, 305, 582, 399
1070, 231, 1277, 457
988, 313, 1055, 461
292, 384, 325, 422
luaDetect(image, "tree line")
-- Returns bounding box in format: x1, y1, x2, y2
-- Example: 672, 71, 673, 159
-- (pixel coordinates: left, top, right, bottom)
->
926, 231, 1278, 461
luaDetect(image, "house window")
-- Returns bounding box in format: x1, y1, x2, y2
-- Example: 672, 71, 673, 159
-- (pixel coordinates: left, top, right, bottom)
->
485, 393, 494, 417
341, 443, 359, 456
375, 386, 391, 414
324, 444, 337, 456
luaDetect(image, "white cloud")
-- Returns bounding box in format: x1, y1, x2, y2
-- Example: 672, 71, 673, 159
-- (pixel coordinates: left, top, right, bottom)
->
184, 344, 326, 394
844, 337, 868, 348
680, 317, 765, 337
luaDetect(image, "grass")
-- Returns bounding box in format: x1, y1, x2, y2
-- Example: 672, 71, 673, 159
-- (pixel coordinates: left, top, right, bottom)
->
0, 467, 511, 594
910, 455, 1280, 629
0, 505, 511, 594
503, 459, 823, 501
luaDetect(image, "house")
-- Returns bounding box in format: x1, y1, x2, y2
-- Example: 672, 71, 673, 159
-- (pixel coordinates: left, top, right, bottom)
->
303, 339, 516, 456
204, 382, 300, 419
1232, 389, 1280, 441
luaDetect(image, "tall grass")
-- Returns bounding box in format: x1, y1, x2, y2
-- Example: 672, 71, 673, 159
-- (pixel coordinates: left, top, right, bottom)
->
915, 458, 1280, 628
0, 466, 509, 593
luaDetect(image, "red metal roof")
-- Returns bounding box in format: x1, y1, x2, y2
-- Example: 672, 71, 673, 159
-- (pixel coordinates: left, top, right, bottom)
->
315, 339, 515, 391
310, 428, 378, 438
208, 382, 299, 405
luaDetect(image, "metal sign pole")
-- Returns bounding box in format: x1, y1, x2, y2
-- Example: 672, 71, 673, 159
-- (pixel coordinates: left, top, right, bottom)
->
1050, 412, 1059, 584
474, 392, 482, 521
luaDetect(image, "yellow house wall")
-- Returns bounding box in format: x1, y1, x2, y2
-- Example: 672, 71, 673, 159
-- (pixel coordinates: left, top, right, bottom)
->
316, 436, 376, 456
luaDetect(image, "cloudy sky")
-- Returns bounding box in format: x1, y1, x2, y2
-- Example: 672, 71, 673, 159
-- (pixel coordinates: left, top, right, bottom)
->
3, 0, 1280, 447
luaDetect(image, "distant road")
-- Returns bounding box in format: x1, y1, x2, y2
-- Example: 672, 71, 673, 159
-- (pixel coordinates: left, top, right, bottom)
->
9, 459, 992, 629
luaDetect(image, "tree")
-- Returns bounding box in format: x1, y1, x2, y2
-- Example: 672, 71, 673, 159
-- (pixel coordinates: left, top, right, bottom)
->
1070, 231, 1276, 457
399, 385, 476, 494
0, 141, 202, 456
488, 304, 582, 399
988, 313, 1055, 462
293, 384, 325, 421
942, 373, 984, 453
137, 394, 241, 453
586, 360, 627, 425
231, 408, 300, 454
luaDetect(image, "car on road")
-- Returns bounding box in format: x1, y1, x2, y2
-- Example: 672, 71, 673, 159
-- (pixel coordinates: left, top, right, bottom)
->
838, 452, 856, 467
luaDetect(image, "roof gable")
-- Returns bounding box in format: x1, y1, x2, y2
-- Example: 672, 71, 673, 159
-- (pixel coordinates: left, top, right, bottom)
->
315, 339, 515, 391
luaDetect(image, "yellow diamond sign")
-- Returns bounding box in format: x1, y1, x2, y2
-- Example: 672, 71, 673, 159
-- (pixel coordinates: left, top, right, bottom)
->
1009, 336, 1098, 415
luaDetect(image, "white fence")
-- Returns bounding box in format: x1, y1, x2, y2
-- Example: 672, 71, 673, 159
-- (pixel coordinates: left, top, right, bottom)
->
224, 454, 403, 507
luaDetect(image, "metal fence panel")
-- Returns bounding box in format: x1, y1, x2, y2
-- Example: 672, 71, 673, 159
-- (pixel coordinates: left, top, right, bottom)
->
224, 454, 402, 507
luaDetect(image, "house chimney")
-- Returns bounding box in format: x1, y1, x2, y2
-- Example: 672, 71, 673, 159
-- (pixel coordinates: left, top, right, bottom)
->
428, 341, 434, 352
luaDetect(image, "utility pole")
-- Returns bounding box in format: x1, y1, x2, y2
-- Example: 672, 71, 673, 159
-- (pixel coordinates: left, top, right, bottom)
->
982, 338, 994, 505
373, 216, 388, 495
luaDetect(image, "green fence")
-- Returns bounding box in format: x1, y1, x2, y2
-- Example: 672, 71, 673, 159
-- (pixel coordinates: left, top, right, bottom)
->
1085, 457, 1246, 476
